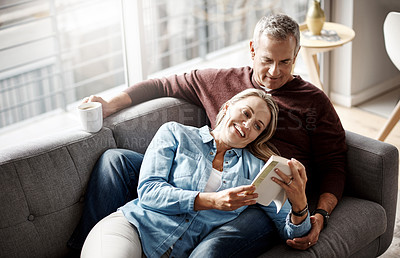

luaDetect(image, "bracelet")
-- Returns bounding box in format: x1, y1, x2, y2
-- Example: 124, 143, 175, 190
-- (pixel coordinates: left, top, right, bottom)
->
291, 203, 308, 217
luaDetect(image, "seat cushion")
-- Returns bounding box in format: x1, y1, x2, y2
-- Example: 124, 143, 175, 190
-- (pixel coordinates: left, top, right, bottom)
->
260, 197, 386, 257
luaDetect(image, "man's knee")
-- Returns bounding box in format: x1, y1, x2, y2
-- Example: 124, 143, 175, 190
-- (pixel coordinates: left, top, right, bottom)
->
96, 149, 143, 176
100, 149, 135, 165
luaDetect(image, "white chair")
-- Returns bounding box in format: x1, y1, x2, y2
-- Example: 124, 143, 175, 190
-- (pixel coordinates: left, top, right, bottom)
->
377, 12, 400, 141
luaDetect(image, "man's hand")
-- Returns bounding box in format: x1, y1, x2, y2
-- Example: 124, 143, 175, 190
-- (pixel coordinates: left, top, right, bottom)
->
82, 92, 132, 118
286, 214, 324, 250
286, 192, 337, 250
82, 95, 112, 118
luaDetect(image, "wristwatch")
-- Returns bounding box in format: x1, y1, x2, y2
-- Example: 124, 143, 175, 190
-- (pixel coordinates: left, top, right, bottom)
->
312, 209, 329, 228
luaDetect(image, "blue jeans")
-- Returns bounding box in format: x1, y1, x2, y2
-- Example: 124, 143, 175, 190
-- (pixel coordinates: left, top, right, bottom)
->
68, 149, 279, 256
68, 149, 143, 250
190, 205, 279, 258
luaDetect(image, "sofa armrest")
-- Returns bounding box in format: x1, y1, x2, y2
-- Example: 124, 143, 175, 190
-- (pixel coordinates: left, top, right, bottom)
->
344, 130, 398, 252
262, 131, 398, 257
103, 97, 209, 153
0, 127, 117, 257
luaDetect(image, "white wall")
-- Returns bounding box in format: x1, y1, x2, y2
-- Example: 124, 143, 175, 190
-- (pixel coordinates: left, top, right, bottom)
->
329, 0, 400, 107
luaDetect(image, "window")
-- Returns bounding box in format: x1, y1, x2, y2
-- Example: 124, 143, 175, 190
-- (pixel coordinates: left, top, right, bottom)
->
0, 0, 125, 128
0, 0, 308, 130
123, 0, 308, 82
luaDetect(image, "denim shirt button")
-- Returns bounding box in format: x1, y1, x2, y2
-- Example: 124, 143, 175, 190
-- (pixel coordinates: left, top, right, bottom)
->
209, 151, 214, 155
223, 180, 227, 184
185, 219, 189, 223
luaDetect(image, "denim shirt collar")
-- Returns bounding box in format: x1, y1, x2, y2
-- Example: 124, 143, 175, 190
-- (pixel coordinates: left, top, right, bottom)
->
199, 125, 242, 157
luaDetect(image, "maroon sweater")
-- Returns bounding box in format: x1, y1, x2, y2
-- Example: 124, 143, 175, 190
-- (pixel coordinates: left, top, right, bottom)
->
125, 67, 347, 200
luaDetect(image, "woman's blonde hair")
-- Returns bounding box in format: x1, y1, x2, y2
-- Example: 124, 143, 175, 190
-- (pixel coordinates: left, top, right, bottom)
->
215, 89, 279, 162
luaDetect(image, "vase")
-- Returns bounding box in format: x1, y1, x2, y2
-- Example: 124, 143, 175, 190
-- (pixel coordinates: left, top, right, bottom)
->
306, 0, 325, 35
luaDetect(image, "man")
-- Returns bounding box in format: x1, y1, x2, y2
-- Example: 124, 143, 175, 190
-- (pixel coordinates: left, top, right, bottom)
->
68, 14, 346, 257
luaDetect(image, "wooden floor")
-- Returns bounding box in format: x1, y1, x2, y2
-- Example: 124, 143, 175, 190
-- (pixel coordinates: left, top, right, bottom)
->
335, 104, 400, 150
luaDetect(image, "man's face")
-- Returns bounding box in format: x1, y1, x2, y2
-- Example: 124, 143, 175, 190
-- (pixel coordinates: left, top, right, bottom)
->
250, 34, 299, 90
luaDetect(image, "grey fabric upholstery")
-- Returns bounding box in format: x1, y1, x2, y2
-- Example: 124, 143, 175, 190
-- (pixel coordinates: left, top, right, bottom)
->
262, 130, 399, 257
345, 130, 399, 255
0, 97, 397, 257
261, 197, 387, 257
0, 128, 116, 258
104, 97, 209, 153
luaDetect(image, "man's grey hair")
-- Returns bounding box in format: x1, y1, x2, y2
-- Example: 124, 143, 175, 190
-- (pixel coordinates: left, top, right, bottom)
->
252, 14, 300, 54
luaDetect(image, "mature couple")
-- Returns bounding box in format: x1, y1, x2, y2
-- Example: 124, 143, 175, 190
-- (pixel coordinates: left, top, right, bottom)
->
68, 13, 347, 257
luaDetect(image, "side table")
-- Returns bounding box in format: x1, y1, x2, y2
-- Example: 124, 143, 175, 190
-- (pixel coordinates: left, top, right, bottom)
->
299, 22, 355, 91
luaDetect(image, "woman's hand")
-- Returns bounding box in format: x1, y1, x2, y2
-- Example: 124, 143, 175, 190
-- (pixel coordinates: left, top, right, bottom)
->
272, 158, 308, 224
194, 185, 258, 211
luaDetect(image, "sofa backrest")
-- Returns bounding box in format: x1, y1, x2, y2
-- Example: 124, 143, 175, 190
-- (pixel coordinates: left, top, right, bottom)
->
104, 97, 209, 153
0, 128, 116, 257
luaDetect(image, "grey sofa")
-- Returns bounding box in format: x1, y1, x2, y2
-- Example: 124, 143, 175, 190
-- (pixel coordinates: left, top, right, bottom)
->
0, 97, 398, 258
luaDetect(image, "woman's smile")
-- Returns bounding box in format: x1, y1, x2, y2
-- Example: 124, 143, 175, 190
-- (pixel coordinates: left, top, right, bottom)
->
234, 124, 245, 137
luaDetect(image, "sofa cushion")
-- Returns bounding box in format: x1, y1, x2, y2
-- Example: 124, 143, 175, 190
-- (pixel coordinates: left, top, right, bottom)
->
260, 196, 386, 257
0, 128, 116, 258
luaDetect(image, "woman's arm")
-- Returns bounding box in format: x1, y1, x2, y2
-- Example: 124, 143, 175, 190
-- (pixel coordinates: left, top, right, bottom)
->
137, 123, 200, 215
272, 159, 308, 225
263, 158, 311, 240
261, 201, 311, 240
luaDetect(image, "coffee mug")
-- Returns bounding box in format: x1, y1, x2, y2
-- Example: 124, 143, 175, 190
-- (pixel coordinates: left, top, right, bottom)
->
78, 102, 103, 133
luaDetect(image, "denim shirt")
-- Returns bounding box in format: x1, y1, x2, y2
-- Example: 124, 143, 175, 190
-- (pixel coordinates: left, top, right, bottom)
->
121, 122, 311, 258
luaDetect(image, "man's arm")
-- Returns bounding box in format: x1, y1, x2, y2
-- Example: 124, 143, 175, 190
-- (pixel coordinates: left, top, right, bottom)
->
286, 192, 337, 250
84, 70, 206, 119
285, 87, 346, 250
315, 192, 337, 218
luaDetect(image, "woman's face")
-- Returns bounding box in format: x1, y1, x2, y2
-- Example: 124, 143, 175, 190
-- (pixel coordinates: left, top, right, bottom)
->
217, 96, 271, 149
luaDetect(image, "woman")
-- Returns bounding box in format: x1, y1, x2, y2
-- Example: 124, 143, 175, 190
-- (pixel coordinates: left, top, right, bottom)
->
81, 89, 311, 258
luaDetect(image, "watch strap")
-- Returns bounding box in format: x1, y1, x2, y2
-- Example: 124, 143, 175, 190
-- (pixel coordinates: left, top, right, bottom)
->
312, 208, 329, 227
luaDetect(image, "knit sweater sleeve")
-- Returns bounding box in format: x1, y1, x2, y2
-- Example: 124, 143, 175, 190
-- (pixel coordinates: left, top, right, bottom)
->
123, 71, 202, 107
310, 93, 347, 200
123, 67, 256, 127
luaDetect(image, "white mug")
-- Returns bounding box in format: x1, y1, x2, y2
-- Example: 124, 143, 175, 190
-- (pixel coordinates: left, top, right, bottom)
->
78, 102, 103, 133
